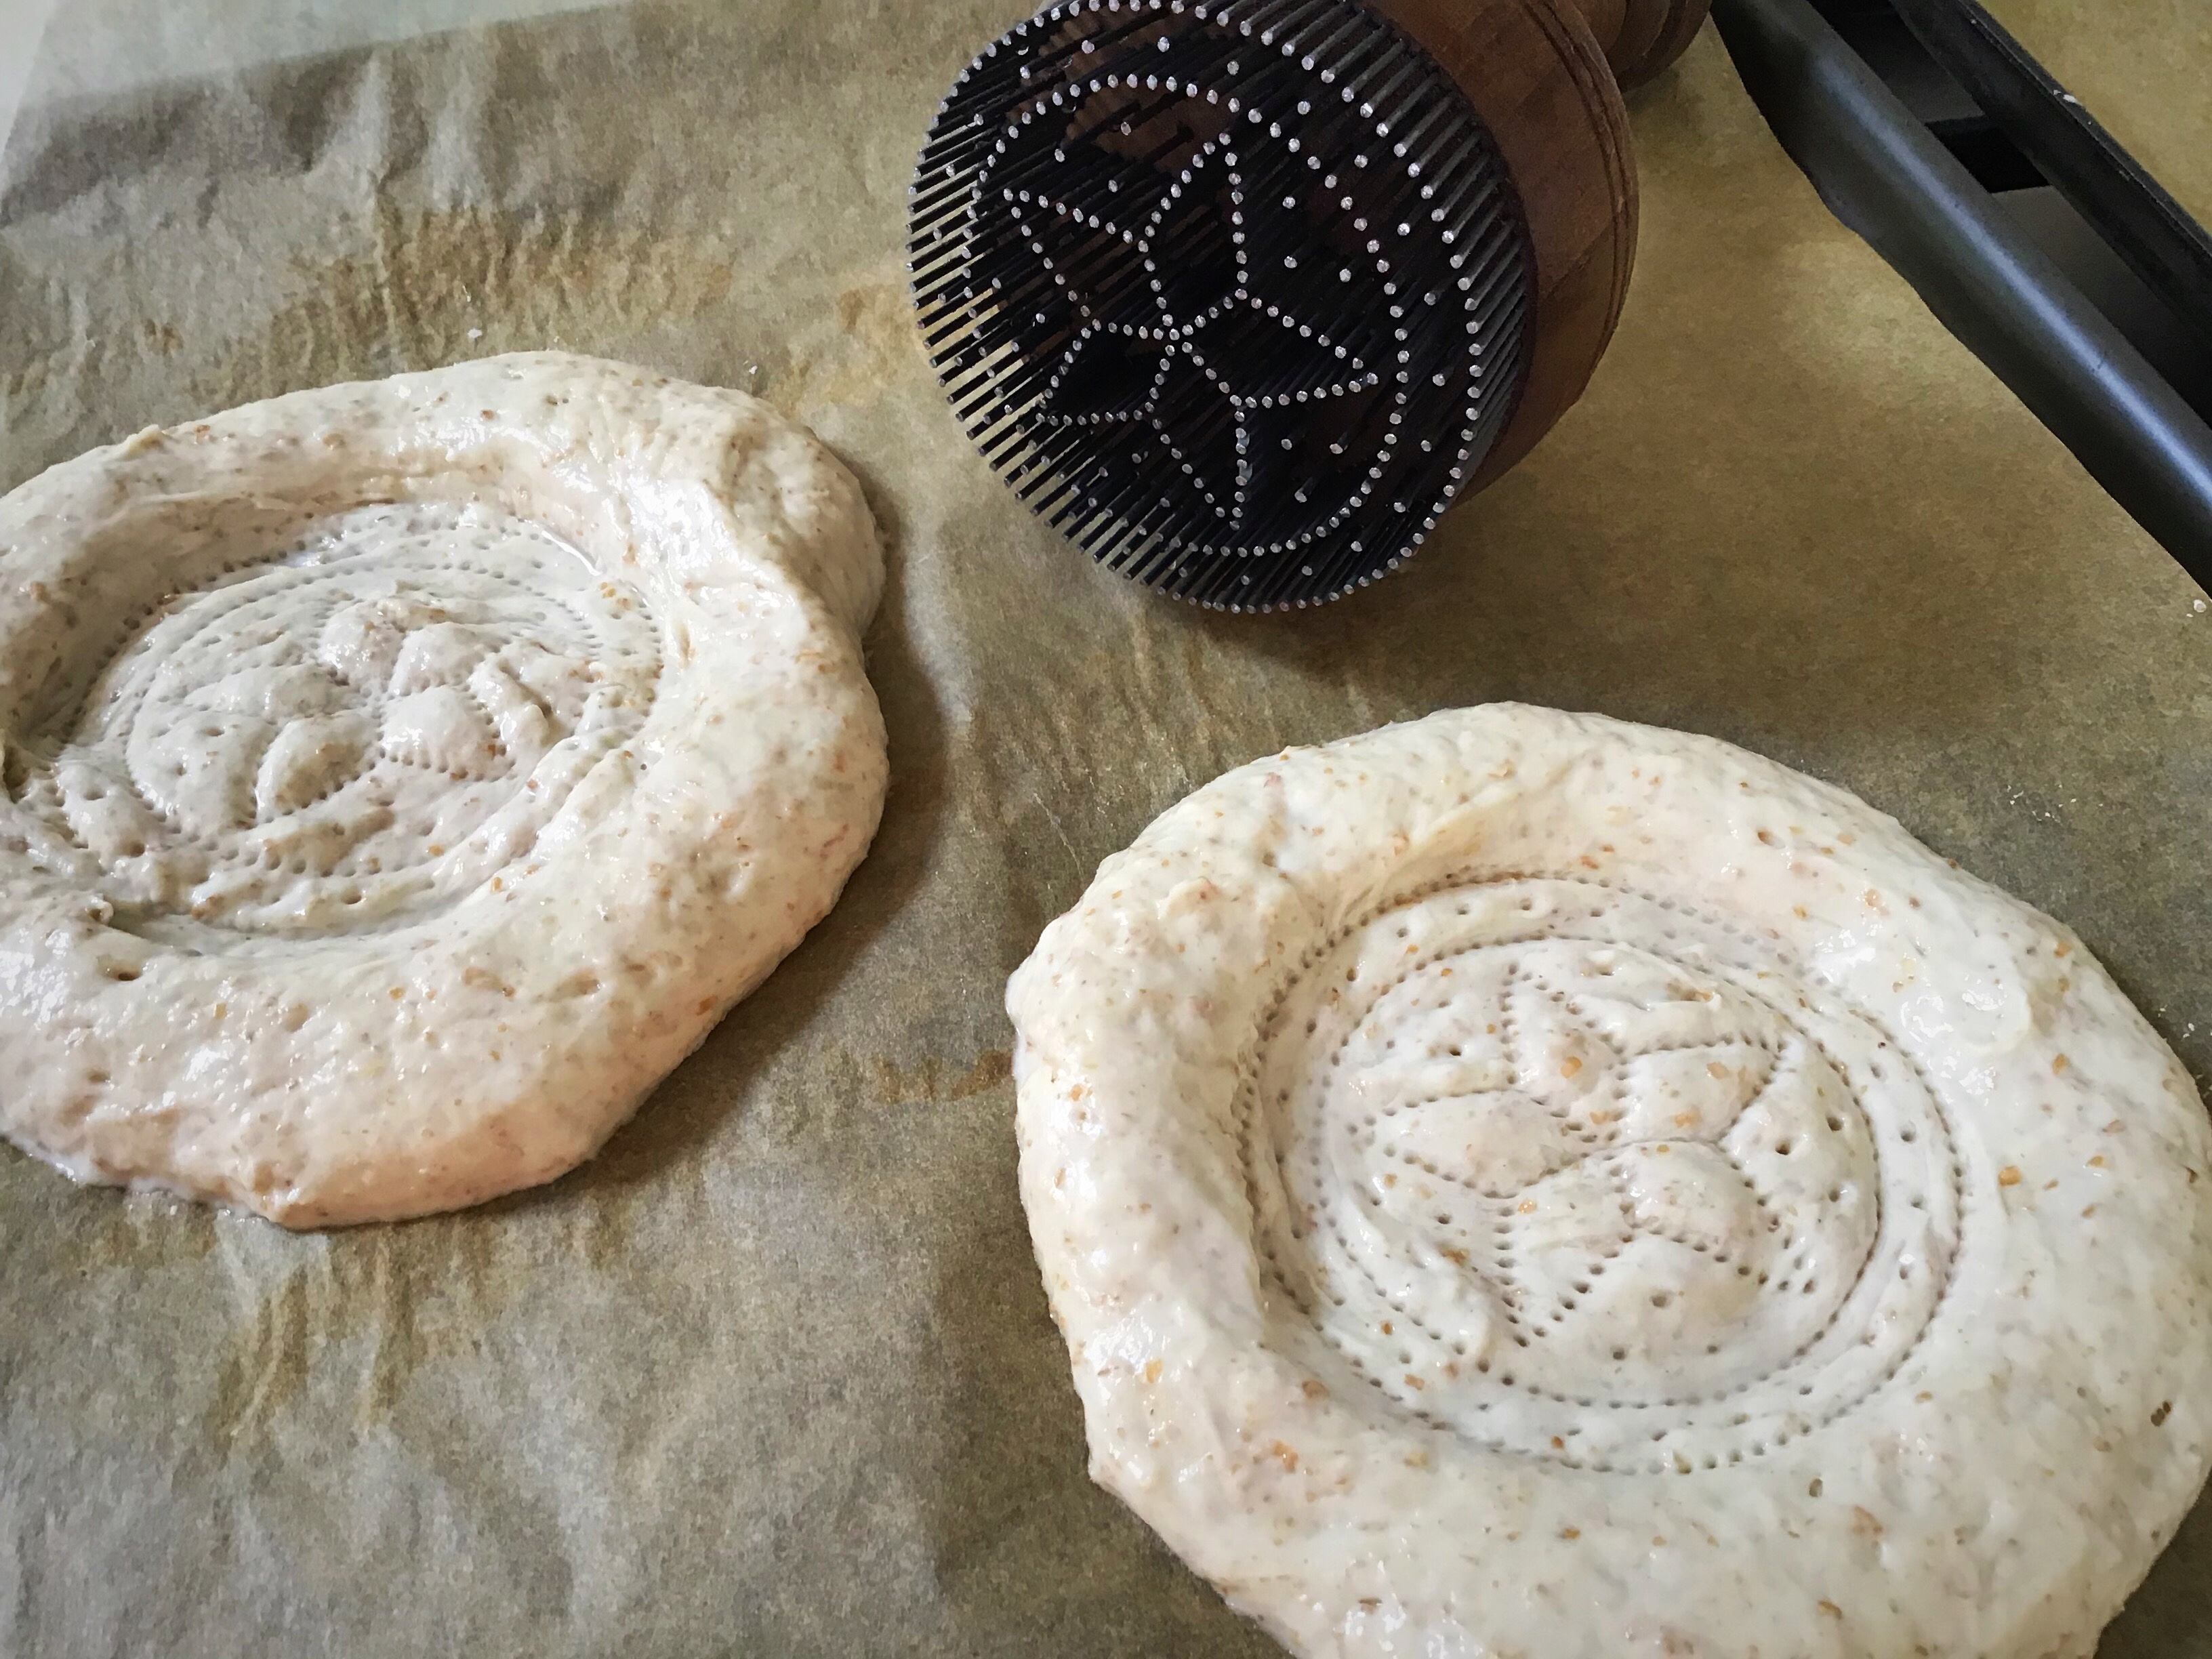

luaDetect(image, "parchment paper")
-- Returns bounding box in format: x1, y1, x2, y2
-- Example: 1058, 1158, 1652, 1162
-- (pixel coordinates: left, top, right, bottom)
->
3, 5, 2209, 1654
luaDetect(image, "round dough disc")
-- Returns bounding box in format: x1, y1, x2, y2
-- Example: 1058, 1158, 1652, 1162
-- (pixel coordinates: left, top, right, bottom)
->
1009, 705, 2212, 1659
0, 353, 888, 1228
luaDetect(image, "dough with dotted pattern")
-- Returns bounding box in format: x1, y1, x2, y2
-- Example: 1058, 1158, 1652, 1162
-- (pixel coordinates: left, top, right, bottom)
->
1008, 704, 2212, 1659
0, 353, 886, 1227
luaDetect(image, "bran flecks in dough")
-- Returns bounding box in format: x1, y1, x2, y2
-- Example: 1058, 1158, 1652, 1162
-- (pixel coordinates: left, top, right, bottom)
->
1009, 705, 2212, 1659
0, 353, 888, 1227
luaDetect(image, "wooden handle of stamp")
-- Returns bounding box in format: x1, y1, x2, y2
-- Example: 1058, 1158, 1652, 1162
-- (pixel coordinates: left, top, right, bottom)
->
1371, 0, 1713, 491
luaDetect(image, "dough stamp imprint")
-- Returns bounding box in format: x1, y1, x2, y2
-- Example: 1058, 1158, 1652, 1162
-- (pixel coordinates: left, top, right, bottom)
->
7, 501, 661, 943
1242, 876, 1965, 1474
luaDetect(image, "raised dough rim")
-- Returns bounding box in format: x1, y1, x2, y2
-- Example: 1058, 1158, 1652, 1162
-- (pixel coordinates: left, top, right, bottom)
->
1230, 864, 1967, 1462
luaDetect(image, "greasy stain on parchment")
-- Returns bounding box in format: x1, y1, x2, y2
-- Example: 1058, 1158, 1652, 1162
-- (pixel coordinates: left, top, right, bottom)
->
872, 1047, 1012, 1106
201, 1214, 520, 1448
93, 1193, 219, 1266
204, 201, 739, 405
762, 272, 930, 419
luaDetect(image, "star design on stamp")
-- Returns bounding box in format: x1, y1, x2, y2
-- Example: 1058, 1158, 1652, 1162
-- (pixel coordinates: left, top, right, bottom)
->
1000, 129, 1382, 540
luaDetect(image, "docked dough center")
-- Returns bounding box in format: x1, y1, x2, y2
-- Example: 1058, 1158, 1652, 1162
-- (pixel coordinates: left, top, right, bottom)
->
16, 501, 659, 941
1246, 875, 1962, 1473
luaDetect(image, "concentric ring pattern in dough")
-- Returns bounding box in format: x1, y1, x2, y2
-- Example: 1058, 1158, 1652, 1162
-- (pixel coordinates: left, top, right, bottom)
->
1008, 705, 2212, 1659
0, 353, 887, 1228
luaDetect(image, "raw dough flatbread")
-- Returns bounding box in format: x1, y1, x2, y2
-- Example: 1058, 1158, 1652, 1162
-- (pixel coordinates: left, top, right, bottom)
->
0, 353, 887, 1228
1008, 705, 2212, 1659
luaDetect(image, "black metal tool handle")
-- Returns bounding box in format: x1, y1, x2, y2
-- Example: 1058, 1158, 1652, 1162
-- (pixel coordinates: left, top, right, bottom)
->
1887, 0, 2212, 350
1711, 0, 2212, 584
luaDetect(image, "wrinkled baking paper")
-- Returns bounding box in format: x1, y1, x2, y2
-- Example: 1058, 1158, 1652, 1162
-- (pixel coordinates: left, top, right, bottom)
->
3, 3, 2208, 1652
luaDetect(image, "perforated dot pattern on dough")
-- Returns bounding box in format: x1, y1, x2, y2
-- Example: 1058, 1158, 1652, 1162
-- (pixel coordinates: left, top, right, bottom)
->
9, 501, 661, 941
1239, 873, 1964, 1475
